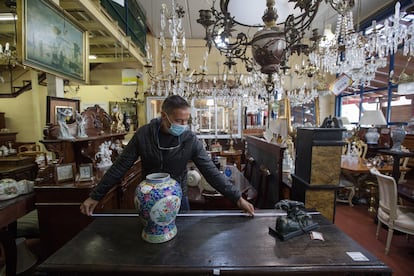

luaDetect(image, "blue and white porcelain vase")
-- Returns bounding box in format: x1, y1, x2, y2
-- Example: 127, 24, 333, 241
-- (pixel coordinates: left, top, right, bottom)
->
135, 173, 182, 243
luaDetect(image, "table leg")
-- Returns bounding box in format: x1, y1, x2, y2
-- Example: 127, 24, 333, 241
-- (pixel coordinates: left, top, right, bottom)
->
392, 156, 401, 182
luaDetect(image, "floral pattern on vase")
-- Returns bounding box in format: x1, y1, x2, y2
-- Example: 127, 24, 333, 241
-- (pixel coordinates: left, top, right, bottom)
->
135, 172, 182, 243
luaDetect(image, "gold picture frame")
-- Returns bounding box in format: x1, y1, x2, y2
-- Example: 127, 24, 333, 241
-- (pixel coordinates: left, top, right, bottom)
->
54, 163, 76, 184
22, 0, 87, 82
46, 96, 80, 125
77, 163, 94, 182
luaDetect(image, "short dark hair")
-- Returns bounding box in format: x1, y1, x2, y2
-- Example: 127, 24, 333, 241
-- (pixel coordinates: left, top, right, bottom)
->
162, 95, 190, 114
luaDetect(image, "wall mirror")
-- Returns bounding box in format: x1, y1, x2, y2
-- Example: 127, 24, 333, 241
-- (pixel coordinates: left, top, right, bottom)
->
191, 97, 242, 139
145, 96, 164, 123
145, 96, 242, 139
290, 98, 320, 130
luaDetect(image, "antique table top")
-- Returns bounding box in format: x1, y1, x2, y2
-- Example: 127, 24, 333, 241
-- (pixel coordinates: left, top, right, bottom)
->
37, 210, 391, 275
341, 156, 408, 174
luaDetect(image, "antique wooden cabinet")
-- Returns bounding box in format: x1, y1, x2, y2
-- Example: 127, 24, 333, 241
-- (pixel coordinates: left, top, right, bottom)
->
36, 105, 143, 259
35, 160, 142, 259
291, 128, 345, 222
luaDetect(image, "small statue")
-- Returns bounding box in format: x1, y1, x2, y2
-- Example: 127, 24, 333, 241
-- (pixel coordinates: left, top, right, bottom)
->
271, 199, 318, 240
57, 108, 75, 140
95, 141, 113, 168
76, 111, 88, 138
123, 112, 131, 132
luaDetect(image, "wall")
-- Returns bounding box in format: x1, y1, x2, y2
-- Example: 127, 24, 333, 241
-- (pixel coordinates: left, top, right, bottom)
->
0, 69, 47, 143
65, 84, 145, 129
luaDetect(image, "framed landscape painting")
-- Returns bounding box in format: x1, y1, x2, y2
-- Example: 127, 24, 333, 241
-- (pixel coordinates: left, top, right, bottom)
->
23, 0, 86, 82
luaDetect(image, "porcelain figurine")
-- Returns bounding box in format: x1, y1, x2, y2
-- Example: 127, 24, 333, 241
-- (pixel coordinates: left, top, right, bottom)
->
95, 141, 113, 168
135, 173, 182, 243
76, 111, 88, 138
57, 108, 75, 140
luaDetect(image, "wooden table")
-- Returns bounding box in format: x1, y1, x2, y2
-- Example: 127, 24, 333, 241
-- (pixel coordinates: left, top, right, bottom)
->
0, 193, 36, 275
378, 149, 414, 182
341, 156, 396, 174
398, 182, 414, 204
36, 210, 391, 275
0, 193, 36, 229
341, 156, 411, 213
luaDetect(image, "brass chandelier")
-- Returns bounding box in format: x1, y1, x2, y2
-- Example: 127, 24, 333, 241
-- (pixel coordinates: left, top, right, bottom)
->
197, 0, 331, 77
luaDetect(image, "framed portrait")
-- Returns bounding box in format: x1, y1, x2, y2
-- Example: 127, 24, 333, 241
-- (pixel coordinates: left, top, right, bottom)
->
47, 96, 80, 125
22, 0, 87, 82
54, 163, 76, 184
77, 163, 94, 182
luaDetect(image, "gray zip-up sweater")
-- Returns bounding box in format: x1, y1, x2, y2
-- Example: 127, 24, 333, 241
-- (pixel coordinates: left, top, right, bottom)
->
90, 118, 241, 203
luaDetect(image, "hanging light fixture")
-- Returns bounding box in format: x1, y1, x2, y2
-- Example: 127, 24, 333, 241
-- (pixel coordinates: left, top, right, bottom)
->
0, 12, 18, 66
197, 0, 326, 74
144, 0, 207, 97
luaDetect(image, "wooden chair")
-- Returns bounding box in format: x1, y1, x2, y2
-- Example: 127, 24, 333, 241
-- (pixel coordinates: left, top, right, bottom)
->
337, 139, 368, 206
18, 143, 48, 166
352, 140, 368, 159
398, 146, 410, 185
337, 172, 356, 207
370, 167, 414, 254
17, 144, 41, 154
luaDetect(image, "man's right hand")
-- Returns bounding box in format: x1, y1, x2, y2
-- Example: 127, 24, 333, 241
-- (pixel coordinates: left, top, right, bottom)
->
80, 197, 98, 216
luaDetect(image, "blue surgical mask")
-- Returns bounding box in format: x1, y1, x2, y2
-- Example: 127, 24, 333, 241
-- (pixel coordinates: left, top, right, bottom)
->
166, 115, 188, 136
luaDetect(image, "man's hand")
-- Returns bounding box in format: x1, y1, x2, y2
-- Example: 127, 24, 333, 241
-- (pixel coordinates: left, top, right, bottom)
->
80, 197, 99, 216
237, 197, 255, 216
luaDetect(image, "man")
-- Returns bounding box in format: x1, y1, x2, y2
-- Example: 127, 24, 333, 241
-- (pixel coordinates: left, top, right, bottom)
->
81, 95, 255, 216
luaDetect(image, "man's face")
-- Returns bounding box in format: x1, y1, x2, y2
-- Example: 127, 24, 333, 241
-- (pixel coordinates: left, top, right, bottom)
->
162, 107, 191, 127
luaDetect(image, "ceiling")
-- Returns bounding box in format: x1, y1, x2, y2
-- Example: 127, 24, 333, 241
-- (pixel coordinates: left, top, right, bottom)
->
137, 0, 397, 40
1, 0, 413, 100
137, 0, 414, 99
0, 0, 144, 73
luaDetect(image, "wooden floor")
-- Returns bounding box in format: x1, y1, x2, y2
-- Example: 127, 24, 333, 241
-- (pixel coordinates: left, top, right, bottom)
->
335, 203, 414, 276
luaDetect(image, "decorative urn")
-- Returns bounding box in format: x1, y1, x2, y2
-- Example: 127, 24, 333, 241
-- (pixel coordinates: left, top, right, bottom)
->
391, 124, 406, 151
251, 0, 286, 74
135, 173, 182, 243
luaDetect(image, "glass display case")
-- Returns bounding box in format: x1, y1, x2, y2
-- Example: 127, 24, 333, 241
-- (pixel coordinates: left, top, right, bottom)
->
191, 98, 242, 139
145, 96, 242, 139
290, 98, 320, 129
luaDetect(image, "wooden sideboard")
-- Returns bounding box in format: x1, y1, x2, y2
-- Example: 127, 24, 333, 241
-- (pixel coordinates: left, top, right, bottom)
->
35, 160, 142, 259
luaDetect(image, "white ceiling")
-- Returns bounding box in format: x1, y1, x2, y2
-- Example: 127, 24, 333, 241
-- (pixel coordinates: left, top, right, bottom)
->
136, 0, 397, 41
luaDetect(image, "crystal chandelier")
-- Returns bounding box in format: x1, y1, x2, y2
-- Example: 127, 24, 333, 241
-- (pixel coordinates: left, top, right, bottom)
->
144, 0, 207, 97
366, 2, 414, 58
0, 43, 16, 64
309, 1, 412, 87
0, 10, 18, 66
